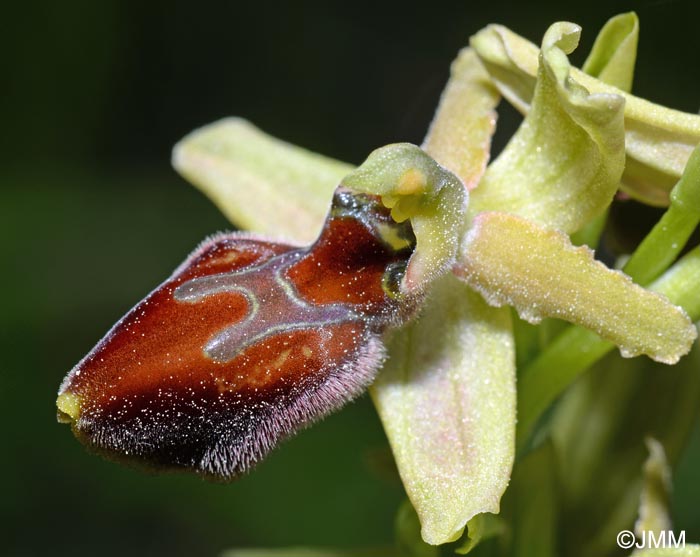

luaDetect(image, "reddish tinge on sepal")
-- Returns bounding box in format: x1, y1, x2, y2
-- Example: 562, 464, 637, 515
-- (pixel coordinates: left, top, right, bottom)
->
57, 189, 417, 480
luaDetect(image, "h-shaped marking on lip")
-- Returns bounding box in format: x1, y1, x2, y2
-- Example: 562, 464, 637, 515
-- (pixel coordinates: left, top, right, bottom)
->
173, 250, 361, 364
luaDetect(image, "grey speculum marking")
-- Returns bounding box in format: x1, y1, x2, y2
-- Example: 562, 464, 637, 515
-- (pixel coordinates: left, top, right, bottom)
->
173, 252, 357, 363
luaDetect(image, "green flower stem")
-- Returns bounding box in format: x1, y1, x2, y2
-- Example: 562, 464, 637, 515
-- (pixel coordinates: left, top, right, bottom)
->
517, 245, 700, 453
517, 327, 612, 453
653, 244, 700, 320
623, 146, 700, 284
623, 206, 700, 284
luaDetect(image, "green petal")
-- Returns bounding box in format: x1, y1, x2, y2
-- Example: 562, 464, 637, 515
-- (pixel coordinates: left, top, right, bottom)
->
471, 21, 700, 206
342, 143, 467, 293
517, 246, 700, 450
371, 275, 515, 545
422, 48, 499, 189
517, 165, 700, 447
457, 212, 697, 363
636, 438, 673, 536
172, 117, 353, 243
582, 12, 639, 92
470, 24, 538, 115
469, 22, 626, 234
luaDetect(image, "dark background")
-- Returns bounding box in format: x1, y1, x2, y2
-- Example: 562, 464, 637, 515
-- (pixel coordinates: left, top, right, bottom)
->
2, 1, 700, 556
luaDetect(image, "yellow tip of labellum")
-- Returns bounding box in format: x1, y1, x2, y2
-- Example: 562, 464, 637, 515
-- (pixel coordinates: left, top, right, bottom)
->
56, 391, 81, 423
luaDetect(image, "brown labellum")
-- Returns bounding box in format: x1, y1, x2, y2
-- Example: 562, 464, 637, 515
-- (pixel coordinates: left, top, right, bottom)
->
57, 189, 418, 479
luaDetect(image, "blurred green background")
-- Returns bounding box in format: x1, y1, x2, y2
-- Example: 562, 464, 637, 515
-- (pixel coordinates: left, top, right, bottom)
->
2, 1, 700, 556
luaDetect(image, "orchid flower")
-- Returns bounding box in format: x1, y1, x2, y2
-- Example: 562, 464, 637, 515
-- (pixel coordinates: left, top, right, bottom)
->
57, 13, 700, 554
